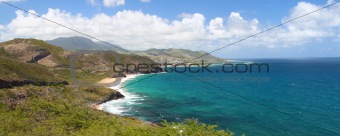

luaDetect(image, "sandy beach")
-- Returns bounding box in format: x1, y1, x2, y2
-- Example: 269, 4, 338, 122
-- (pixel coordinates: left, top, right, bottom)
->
95, 74, 143, 112
97, 78, 117, 84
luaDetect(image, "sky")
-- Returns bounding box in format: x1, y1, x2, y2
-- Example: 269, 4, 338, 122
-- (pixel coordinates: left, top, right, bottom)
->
0, 0, 339, 58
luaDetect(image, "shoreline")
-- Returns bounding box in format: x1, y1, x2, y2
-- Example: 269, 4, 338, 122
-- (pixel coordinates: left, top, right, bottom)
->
95, 74, 144, 114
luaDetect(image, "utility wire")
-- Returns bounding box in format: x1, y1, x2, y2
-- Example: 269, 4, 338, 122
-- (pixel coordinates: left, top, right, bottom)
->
1, 1, 339, 135
189, 1, 340, 62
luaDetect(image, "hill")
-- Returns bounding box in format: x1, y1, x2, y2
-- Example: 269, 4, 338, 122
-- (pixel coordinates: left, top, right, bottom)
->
0, 38, 233, 135
46, 36, 125, 52
0, 38, 159, 86
0, 38, 69, 67
46, 36, 227, 64
0, 38, 70, 88
137, 48, 227, 64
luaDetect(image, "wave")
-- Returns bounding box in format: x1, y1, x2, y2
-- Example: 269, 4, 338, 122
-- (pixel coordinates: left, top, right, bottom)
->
99, 74, 144, 115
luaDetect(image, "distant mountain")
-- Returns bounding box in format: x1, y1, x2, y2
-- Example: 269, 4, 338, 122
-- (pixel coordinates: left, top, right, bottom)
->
46, 36, 124, 51
136, 48, 227, 64
46, 36, 226, 63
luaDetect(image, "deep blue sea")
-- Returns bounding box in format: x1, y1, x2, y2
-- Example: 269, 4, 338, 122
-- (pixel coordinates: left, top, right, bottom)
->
111, 58, 340, 136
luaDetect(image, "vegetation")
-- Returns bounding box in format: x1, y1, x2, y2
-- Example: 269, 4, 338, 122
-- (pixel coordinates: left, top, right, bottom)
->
0, 47, 11, 57
29, 39, 70, 66
0, 85, 233, 136
0, 56, 60, 82
0, 38, 234, 135
136, 48, 227, 64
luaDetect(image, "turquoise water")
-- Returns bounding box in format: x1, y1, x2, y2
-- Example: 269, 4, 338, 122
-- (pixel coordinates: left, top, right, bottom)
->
121, 58, 340, 136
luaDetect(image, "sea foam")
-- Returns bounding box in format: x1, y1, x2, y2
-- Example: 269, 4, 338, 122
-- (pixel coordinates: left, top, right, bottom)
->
99, 74, 143, 115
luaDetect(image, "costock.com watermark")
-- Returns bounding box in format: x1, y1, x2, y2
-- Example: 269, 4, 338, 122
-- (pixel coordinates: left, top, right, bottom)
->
113, 60, 270, 74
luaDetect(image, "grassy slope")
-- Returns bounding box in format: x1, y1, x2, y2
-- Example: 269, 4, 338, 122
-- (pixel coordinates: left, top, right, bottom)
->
0, 86, 233, 136
0, 38, 234, 135
0, 56, 61, 82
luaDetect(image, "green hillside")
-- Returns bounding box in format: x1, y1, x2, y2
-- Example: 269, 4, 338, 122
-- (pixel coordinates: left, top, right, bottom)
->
0, 85, 233, 136
138, 48, 227, 64
0, 38, 233, 136
0, 56, 60, 82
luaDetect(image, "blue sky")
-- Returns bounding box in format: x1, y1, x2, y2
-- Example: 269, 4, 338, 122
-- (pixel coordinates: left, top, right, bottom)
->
0, 0, 326, 24
0, 0, 339, 58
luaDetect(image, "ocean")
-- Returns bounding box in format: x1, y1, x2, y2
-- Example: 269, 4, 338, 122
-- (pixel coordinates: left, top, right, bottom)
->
101, 58, 340, 136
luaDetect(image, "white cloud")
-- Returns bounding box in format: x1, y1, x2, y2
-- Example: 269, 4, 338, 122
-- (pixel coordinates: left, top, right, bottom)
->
207, 12, 259, 40
103, 0, 125, 7
262, 1, 340, 47
87, 0, 98, 6
0, 1, 339, 53
284, 2, 337, 38
1, 9, 209, 50
178, 13, 194, 18
327, 0, 335, 5
140, 0, 150, 2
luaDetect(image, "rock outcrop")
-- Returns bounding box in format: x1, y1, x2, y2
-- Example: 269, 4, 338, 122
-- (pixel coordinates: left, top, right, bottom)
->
99, 91, 125, 104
